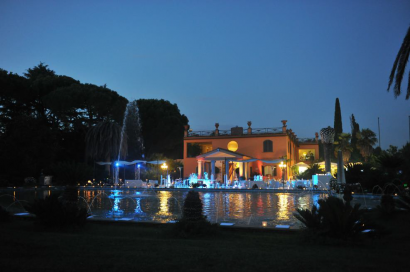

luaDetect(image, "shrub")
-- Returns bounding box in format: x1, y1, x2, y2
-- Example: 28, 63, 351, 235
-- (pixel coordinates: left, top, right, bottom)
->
396, 194, 410, 212
378, 194, 395, 216
0, 206, 11, 223
182, 190, 205, 221
343, 185, 353, 204
174, 190, 217, 237
24, 194, 89, 228
294, 196, 365, 239
294, 205, 321, 229
318, 196, 364, 238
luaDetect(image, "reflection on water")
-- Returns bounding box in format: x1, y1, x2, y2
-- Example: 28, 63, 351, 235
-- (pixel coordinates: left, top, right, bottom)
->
0, 188, 373, 228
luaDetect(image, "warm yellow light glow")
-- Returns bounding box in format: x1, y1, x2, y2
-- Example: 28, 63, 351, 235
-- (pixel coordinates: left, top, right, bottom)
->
262, 221, 268, 227
227, 141, 238, 152
298, 166, 308, 173
161, 163, 168, 170
279, 161, 285, 169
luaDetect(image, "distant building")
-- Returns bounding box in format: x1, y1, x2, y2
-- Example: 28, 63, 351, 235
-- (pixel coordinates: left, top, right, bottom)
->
183, 121, 319, 182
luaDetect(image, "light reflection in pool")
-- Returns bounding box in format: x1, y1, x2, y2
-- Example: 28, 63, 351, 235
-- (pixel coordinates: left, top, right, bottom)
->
0, 188, 375, 228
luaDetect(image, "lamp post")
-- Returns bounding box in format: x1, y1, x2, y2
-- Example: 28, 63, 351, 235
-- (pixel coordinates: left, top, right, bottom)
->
161, 163, 168, 186
279, 161, 286, 190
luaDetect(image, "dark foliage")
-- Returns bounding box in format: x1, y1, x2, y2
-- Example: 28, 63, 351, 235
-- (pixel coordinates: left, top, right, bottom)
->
388, 26, 410, 99
378, 194, 396, 216
24, 194, 89, 228
173, 190, 217, 237
318, 196, 364, 238
0, 64, 128, 185
137, 99, 188, 159
349, 114, 362, 162
396, 194, 410, 212
297, 164, 325, 180
182, 191, 204, 221
334, 98, 343, 141
294, 196, 365, 239
294, 205, 321, 229
343, 185, 353, 204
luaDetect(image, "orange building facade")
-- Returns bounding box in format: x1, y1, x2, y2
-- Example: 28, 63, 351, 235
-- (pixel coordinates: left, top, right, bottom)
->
183, 120, 319, 181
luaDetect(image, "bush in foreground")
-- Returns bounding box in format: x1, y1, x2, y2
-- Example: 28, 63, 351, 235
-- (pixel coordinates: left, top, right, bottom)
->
24, 194, 89, 228
294, 196, 366, 239
173, 190, 218, 237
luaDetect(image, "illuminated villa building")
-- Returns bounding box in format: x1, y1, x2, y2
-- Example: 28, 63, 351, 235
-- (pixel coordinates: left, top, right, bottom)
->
183, 121, 319, 182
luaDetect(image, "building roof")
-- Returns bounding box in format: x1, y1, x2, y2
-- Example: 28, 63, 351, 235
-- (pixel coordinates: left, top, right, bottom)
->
196, 148, 251, 161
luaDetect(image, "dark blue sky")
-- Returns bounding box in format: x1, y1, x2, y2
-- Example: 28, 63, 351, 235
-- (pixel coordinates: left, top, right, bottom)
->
1, 0, 409, 149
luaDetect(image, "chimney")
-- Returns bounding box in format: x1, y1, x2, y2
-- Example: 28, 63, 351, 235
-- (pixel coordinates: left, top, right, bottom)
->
247, 121, 252, 134
315, 132, 319, 143
184, 125, 189, 137
281, 120, 287, 133
215, 123, 219, 136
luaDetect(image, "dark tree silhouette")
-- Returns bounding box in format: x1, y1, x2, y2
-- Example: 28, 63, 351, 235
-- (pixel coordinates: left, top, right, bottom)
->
334, 98, 343, 141
136, 99, 189, 159
388, 26, 410, 99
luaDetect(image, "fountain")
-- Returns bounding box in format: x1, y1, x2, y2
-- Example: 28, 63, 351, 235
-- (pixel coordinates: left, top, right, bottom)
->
115, 101, 144, 186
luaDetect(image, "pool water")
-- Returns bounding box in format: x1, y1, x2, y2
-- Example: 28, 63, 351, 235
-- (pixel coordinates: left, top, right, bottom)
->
0, 188, 381, 228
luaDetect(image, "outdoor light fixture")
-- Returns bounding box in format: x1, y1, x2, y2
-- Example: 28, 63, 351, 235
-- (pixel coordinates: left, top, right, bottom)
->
279, 161, 286, 189
262, 221, 268, 227
115, 162, 120, 167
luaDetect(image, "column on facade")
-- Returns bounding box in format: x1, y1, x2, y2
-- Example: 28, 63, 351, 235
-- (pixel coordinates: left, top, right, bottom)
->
211, 160, 215, 180
198, 160, 203, 179
225, 160, 229, 184
239, 162, 244, 178
244, 162, 248, 180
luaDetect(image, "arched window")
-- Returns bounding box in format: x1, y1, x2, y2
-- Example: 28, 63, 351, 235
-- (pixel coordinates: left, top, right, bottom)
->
263, 140, 273, 152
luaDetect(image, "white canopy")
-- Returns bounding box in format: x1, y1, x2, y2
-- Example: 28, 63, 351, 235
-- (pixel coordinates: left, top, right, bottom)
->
96, 160, 146, 166
147, 160, 166, 165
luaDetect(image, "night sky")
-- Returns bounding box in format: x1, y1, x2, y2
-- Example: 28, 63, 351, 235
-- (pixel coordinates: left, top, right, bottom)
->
1, 0, 409, 149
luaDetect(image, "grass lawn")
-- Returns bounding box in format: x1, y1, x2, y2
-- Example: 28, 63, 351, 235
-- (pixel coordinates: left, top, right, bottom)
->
1, 213, 409, 272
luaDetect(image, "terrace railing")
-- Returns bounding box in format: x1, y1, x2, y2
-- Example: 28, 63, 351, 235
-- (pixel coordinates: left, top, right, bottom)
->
297, 138, 317, 143
187, 127, 283, 137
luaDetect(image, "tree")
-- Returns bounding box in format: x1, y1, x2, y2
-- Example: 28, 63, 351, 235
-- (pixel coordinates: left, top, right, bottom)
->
0, 64, 129, 184
356, 128, 378, 162
350, 114, 361, 161
334, 133, 353, 163
334, 98, 343, 141
388, 26, 410, 99
136, 99, 189, 159
85, 121, 127, 163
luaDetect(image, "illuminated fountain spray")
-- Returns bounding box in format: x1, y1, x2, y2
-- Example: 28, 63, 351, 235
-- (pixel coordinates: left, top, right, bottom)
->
115, 101, 144, 186
189, 173, 198, 187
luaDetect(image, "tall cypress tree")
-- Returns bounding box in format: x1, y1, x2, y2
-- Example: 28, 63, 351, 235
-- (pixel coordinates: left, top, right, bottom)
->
334, 98, 343, 141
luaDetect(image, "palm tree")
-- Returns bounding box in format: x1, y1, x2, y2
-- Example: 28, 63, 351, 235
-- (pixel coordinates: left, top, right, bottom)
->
356, 128, 377, 162
388, 26, 410, 99
334, 133, 353, 164
85, 121, 128, 167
